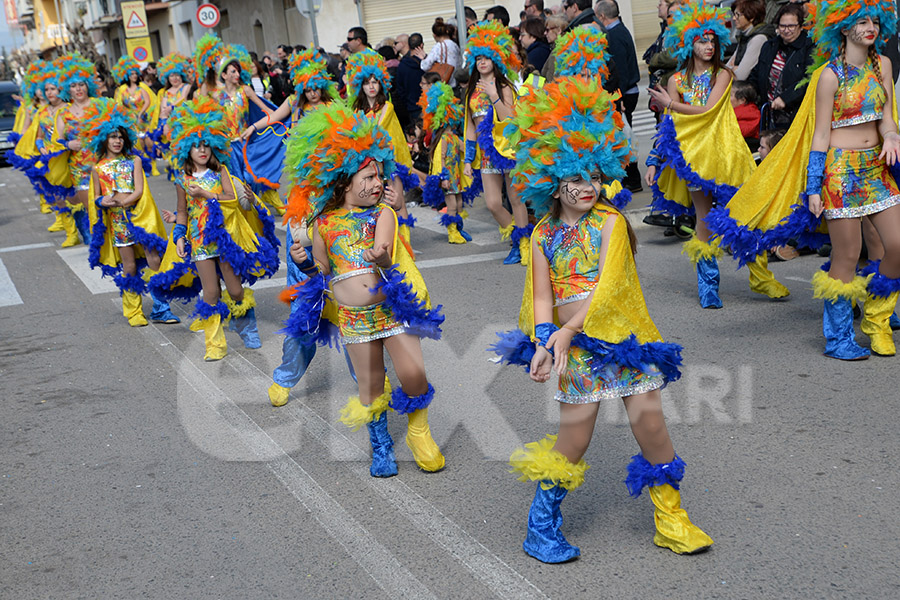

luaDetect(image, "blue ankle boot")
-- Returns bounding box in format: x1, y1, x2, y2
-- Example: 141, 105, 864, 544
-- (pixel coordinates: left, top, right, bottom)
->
889, 312, 900, 330
366, 411, 398, 478
823, 298, 870, 360
230, 307, 261, 348
523, 482, 580, 563
696, 257, 723, 309
149, 291, 181, 324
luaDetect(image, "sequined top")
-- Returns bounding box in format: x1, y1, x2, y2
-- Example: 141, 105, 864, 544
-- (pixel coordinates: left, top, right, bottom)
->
468, 90, 491, 119
182, 168, 225, 255
534, 207, 611, 306
217, 87, 248, 140
35, 105, 59, 144
828, 60, 885, 129
120, 85, 150, 114
673, 68, 713, 107
61, 101, 99, 170
96, 156, 136, 194
316, 203, 386, 283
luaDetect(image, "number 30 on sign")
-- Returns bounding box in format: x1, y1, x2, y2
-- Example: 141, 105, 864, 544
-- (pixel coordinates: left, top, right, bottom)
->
197, 3, 221, 28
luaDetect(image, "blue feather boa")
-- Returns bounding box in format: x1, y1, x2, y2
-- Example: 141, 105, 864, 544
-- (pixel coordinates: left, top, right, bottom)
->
476, 106, 515, 171
439, 213, 472, 240
372, 266, 444, 341
202, 197, 280, 285
489, 329, 537, 372
113, 271, 147, 296
624, 453, 685, 498
462, 169, 483, 205
862, 260, 900, 298
422, 172, 447, 208
146, 258, 203, 304
705, 206, 763, 267
757, 194, 830, 251
194, 299, 230, 319
397, 214, 417, 228
650, 179, 695, 217
389, 383, 435, 414
609, 188, 633, 211
393, 163, 420, 192
510, 223, 534, 244
278, 273, 327, 340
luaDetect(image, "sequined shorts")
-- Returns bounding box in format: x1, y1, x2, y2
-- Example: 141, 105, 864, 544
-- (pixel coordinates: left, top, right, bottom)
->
70, 165, 91, 191
109, 207, 136, 247
188, 226, 219, 261
480, 152, 508, 176
556, 345, 665, 404
823, 146, 900, 219
338, 301, 408, 344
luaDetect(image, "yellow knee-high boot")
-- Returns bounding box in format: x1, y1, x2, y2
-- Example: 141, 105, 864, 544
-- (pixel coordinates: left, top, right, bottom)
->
39, 196, 52, 214
47, 209, 65, 232
861, 267, 900, 356
190, 300, 229, 361
388, 383, 444, 472
122, 291, 147, 327
60, 211, 81, 247
747, 253, 790, 298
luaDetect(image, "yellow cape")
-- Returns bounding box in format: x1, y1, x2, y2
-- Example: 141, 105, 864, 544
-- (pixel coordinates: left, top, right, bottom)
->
655, 79, 756, 209
87, 165, 167, 270
380, 101, 412, 168
114, 83, 159, 131
518, 205, 664, 345
13, 103, 26, 134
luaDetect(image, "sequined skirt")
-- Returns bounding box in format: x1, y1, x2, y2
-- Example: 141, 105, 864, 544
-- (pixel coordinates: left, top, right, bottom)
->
480, 152, 508, 176
556, 345, 665, 404
823, 146, 900, 219
338, 301, 408, 344
109, 207, 136, 247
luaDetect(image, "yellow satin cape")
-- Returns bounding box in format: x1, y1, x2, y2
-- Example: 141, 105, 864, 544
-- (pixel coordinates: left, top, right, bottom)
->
114, 83, 158, 131
517, 205, 664, 345
429, 133, 471, 190
16, 106, 72, 189
380, 101, 412, 168
656, 79, 756, 208
87, 167, 166, 269
13, 103, 26, 134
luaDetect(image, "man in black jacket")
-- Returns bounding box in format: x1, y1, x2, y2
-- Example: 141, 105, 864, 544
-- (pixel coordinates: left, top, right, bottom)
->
394, 33, 425, 130
563, 0, 596, 32
749, 3, 813, 128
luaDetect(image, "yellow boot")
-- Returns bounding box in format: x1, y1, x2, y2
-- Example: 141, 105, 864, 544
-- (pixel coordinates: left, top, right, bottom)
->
122, 291, 148, 327
406, 407, 445, 472
747, 253, 789, 298
47, 210, 65, 232
498, 222, 514, 241
268, 382, 290, 407
861, 289, 900, 356
60, 212, 81, 247
190, 300, 229, 361
447, 223, 466, 244
151, 160, 161, 177
39, 196, 52, 214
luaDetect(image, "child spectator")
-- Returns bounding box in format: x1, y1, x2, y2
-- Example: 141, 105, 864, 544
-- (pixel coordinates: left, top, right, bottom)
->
731, 80, 761, 151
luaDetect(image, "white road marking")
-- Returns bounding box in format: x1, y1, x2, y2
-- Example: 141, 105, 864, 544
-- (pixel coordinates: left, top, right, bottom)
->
57, 246, 118, 294
408, 206, 504, 247
785, 276, 811, 284
417, 251, 511, 270
0, 258, 24, 307
136, 319, 439, 600
0, 242, 53, 253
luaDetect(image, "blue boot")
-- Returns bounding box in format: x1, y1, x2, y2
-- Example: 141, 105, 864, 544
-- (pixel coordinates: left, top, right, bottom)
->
889, 312, 900, 330
503, 242, 522, 264
696, 257, 723, 309
366, 411, 398, 478
822, 298, 870, 360
149, 291, 181, 324
73, 209, 92, 245
523, 482, 580, 563
224, 288, 261, 349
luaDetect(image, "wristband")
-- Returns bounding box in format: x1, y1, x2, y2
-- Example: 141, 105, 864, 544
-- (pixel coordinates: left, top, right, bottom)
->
296, 245, 316, 270
492, 97, 500, 105
805, 150, 826, 197
35, 139, 44, 150
464, 140, 477, 164
95, 196, 105, 208
172, 224, 187, 242
534, 322, 559, 348
645, 148, 661, 168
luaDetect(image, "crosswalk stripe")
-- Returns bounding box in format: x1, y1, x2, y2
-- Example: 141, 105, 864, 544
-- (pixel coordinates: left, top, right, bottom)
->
0, 258, 24, 307
408, 205, 502, 247
57, 246, 119, 294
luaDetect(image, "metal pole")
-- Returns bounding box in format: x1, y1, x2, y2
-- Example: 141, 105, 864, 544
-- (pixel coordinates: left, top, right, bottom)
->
356, 0, 364, 28
52, 0, 66, 51
307, 0, 320, 49
455, 0, 466, 59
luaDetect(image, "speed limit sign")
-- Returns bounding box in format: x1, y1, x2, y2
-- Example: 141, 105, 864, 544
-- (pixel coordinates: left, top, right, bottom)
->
197, 3, 220, 28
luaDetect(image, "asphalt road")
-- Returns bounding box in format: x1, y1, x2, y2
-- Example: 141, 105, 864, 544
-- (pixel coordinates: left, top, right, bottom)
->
2, 160, 899, 600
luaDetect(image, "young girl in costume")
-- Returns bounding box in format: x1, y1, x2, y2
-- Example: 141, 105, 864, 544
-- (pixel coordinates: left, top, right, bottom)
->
419, 81, 473, 244
148, 96, 280, 360
494, 76, 713, 562
7, 60, 53, 216
708, 0, 900, 358
193, 33, 223, 98
646, 2, 789, 308
281, 102, 444, 476
345, 48, 419, 245
56, 53, 100, 247
216, 44, 287, 217
83, 99, 169, 327
242, 48, 336, 139
154, 53, 193, 181
112, 56, 159, 176
463, 20, 531, 265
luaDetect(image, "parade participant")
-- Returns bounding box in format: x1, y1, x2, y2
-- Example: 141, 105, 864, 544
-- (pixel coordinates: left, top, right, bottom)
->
646, 1, 788, 308
83, 99, 170, 326
281, 102, 445, 475
707, 0, 900, 358
7, 60, 53, 215
148, 96, 280, 361
112, 56, 159, 175
154, 53, 194, 181
462, 20, 531, 265
193, 33, 223, 98
493, 75, 713, 562
56, 53, 100, 246
346, 48, 420, 245
419, 81, 474, 244
216, 44, 288, 217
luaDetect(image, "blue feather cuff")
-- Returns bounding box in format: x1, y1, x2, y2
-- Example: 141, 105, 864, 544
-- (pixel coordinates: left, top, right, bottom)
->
624, 453, 686, 498
389, 383, 435, 414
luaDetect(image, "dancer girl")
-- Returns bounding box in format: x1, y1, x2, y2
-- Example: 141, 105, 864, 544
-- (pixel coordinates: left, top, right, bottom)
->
148, 96, 280, 360
83, 99, 169, 326
281, 102, 444, 476
708, 0, 900, 358
419, 81, 473, 244
494, 76, 713, 562
463, 20, 531, 265
112, 56, 159, 176
193, 33, 223, 98
8, 60, 53, 216
345, 48, 419, 245
154, 53, 193, 181
646, 2, 788, 307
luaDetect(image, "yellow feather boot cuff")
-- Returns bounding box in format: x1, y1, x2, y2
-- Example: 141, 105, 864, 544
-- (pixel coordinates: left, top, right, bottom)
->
509, 435, 589, 491
811, 271, 871, 303
498, 222, 514, 241
222, 287, 256, 319
339, 393, 391, 431
681, 235, 724, 264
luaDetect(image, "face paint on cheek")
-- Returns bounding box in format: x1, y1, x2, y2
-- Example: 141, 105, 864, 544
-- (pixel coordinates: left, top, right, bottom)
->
562, 183, 579, 206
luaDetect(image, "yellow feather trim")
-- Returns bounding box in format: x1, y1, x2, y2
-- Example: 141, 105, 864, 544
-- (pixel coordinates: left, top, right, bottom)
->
222, 287, 256, 318
508, 434, 589, 491
681, 235, 724, 264
498, 223, 514, 241
339, 393, 391, 431
811, 271, 871, 303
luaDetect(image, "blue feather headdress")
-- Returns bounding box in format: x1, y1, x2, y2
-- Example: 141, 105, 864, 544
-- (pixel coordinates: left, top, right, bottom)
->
663, 1, 731, 64
168, 95, 231, 170
82, 98, 139, 155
